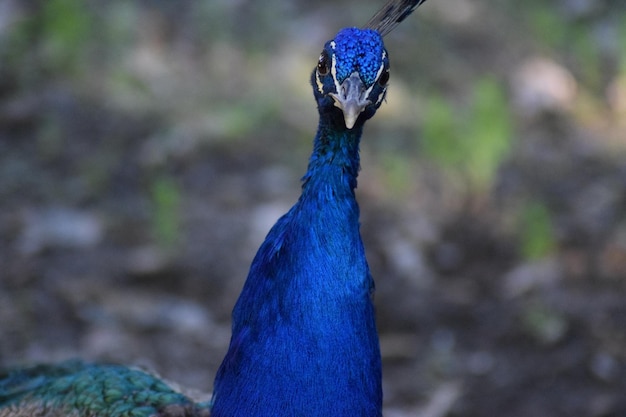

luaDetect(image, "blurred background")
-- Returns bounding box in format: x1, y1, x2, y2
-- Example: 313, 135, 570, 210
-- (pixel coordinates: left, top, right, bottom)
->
1, 0, 626, 415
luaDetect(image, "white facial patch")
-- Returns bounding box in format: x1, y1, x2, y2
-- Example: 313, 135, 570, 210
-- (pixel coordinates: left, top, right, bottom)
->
331, 54, 342, 96
327, 41, 345, 95
315, 70, 324, 94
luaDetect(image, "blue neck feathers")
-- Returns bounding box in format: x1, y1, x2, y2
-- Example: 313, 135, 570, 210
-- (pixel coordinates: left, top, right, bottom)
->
303, 115, 363, 195
211, 113, 382, 417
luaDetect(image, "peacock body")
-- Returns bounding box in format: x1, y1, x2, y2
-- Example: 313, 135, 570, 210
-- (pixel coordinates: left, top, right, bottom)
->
0, 1, 427, 416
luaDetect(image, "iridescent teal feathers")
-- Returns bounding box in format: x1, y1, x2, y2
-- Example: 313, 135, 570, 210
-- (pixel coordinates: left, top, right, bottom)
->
0, 361, 209, 417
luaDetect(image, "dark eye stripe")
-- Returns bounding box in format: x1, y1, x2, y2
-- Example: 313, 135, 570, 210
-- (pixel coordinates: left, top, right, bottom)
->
378, 69, 390, 86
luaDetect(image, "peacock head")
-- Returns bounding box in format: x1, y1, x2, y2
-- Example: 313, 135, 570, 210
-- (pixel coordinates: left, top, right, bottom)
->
312, 27, 390, 130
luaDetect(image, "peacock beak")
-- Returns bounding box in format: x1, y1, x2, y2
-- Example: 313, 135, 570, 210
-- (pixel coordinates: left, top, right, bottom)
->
330, 72, 371, 129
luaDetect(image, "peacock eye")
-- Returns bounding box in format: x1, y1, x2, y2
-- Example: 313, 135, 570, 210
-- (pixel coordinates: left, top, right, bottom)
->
378, 69, 390, 87
317, 50, 330, 76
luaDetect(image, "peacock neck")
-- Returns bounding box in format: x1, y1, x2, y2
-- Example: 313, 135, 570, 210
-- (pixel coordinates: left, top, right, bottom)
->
301, 116, 364, 199
211, 115, 382, 417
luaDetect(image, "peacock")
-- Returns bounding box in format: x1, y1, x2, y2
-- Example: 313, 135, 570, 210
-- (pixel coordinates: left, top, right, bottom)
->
0, 1, 427, 416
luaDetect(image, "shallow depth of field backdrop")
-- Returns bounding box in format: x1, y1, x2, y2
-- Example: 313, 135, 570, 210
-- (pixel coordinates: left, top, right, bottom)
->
1, 0, 626, 416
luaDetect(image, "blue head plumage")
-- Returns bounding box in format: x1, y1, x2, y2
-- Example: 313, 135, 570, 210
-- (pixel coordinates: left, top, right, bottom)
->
312, 28, 390, 130
333, 28, 386, 86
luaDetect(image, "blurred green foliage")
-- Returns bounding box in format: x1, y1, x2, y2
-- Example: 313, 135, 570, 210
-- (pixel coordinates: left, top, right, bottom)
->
421, 77, 512, 194
421, 95, 459, 169
150, 176, 182, 249
518, 201, 556, 261
465, 78, 513, 191
380, 151, 413, 197
525, 3, 567, 48
620, 15, 626, 74
40, 0, 91, 74
2, 0, 93, 83
524, 2, 603, 90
